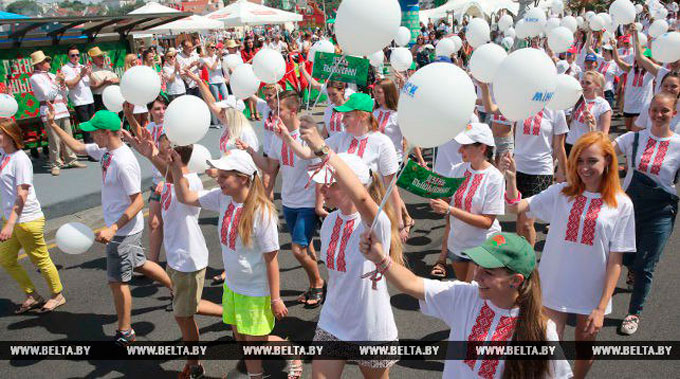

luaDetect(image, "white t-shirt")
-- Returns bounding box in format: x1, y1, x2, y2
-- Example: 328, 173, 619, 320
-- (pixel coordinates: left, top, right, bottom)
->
61, 62, 94, 106
256, 98, 276, 156
147, 122, 164, 185
177, 52, 200, 88
268, 41, 288, 53
85, 144, 144, 236
527, 183, 636, 314
595, 57, 618, 92
420, 280, 572, 379
161, 173, 209, 272
162, 64, 186, 95
29, 71, 69, 121
616, 130, 680, 195
326, 131, 399, 177
623, 56, 654, 114
219, 125, 259, 155
323, 105, 345, 138
566, 97, 611, 145
434, 114, 479, 176
318, 211, 398, 341
515, 108, 568, 175
567, 62, 582, 79
447, 163, 504, 256
373, 107, 405, 162
200, 55, 225, 84
268, 129, 316, 208
198, 189, 279, 296
635, 100, 680, 132
0, 150, 43, 223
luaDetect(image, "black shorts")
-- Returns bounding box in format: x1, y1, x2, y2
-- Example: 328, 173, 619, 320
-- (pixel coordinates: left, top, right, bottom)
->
623, 112, 640, 118
516, 171, 553, 198
74, 103, 95, 123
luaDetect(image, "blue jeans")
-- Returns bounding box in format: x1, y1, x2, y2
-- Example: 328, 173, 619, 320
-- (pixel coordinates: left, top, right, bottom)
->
623, 171, 678, 316
209, 82, 229, 125
282, 206, 319, 248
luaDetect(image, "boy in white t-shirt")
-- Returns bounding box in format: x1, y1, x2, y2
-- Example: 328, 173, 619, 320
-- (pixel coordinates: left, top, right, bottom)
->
46, 109, 172, 346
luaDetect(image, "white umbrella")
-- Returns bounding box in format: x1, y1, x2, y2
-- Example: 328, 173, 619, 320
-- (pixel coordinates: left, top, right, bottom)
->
129, 1, 180, 15
205, 0, 303, 27
144, 15, 224, 34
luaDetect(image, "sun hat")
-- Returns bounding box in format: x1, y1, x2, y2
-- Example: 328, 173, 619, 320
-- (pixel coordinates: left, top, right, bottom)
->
79, 110, 121, 132
30, 51, 51, 66
206, 149, 257, 177
334, 93, 374, 113
463, 232, 536, 278
308, 152, 371, 185
454, 123, 495, 147
88, 46, 106, 58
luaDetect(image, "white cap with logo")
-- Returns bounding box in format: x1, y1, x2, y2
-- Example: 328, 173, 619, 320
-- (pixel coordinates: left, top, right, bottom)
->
308, 153, 372, 185
454, 123, 496, 147
207, 149, 258, 176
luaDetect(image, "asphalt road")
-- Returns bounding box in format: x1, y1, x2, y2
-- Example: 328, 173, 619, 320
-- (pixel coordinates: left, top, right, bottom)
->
1, 119, 680, 378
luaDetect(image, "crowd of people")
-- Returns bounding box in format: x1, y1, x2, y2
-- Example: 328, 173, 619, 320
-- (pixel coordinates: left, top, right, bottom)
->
1, 1, 680, 378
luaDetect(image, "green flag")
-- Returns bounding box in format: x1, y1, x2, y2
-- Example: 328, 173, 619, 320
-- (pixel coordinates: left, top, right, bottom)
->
311, 52, 369, 86
397, 160, 465, 199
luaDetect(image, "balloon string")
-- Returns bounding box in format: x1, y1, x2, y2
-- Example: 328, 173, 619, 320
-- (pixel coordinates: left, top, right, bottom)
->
311, 56, 344, 110
276, 89, 280, 119
369, 146, 413, 233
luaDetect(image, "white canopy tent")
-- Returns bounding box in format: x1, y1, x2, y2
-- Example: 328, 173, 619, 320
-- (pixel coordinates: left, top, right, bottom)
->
129, 1, 179, 15
420, 0, 556, 24
129, 1, 223, 34
205, 0, 303, 27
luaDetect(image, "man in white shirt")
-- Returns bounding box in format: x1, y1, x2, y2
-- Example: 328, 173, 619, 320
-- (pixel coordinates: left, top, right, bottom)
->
87, 46, 119, 112
176, 40, 202, 97
45, 109, 172, 346
61, 45, 95, 144
268, 34, 288, 53
28, 50, 85, 176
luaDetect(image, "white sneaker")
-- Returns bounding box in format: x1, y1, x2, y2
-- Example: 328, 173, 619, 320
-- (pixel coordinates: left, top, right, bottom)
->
620, 314, 640, 335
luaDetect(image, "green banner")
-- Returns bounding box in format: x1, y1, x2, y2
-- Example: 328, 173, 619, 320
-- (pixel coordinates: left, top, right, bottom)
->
311, 52, 369, 86
397, 160, 466, 199
0, 41, 129, 121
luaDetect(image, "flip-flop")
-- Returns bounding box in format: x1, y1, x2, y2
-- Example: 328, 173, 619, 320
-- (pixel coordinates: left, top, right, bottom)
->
37, 296, 66, 314
15, 296, 45, 315
305, 282, 326, 309
297, 288, 312, 304
430, 262, 447, 279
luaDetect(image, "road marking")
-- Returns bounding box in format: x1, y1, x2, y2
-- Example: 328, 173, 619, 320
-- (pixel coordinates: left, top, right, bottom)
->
18, 209, 151, 260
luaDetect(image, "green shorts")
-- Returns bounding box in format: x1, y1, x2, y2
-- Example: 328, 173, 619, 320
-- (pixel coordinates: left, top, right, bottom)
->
222, 284, 274, 336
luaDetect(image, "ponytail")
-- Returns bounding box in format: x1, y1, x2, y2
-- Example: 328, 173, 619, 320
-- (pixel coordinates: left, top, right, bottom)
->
502, 269, 550, 379
237, 173, 277, 247
367, 172, 404, 266
485, 145, 494, 163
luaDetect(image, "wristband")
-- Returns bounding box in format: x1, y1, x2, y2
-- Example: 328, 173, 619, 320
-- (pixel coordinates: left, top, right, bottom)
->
270, 298, 282, 304
361, 255, 393, 290
445, 206, 452, 216
504, 190, 522, 205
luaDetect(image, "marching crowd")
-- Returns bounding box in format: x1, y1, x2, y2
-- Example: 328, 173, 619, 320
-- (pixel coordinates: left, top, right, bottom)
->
1, 1, 680, 378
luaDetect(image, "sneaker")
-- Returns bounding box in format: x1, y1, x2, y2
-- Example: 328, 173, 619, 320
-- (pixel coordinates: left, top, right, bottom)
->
67, 161, 87, 169
50, 166, 60, 176
620, 315, 640, 335
179, 363, 205, 379
114, 328, 136, 346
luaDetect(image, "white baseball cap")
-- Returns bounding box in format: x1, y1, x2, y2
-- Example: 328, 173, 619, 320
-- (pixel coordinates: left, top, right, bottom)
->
454, 123, 495, 147
308, 153, 371, 185
556, 60, 569, 75
215, 95, 246, 112
206, 149, 257, 176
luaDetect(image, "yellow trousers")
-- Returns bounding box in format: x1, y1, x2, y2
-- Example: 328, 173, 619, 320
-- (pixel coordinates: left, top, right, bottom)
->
0, 217, 63, 295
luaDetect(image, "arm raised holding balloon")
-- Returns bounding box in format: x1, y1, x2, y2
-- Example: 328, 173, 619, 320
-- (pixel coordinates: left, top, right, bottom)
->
631, 24, 660, 76
123, 102, 144, 138
610, 38, 632, 72
478, 81, 500, 115
168, 149, 201, 207
183, 70, 226, 125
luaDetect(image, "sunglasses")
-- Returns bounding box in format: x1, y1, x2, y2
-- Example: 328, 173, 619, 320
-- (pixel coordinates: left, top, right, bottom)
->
69, 53, 79, 57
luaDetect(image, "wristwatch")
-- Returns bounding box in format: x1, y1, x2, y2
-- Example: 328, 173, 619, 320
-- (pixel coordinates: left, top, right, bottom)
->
314, 144, 331, 158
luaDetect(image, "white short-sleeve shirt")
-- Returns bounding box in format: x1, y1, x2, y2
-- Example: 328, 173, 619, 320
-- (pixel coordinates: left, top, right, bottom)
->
616, 130, 680, 195
566, 97, 611, 145
323, 105, 345, 138
419, 280, 573, 379
162, 64, 186, 95
255, 98, 276, 156
634, 100, 680, 132
373, 107, 405, 162
198, 189, 279, 296
515, 108, 568, 175
434, 114, 479, 176
623, 56, 654, 114
325, 131, 399, 177
0, 150, 43, 223
61, 62, 94, 106
527, 183, 636, 314
200, 55, 225, 84
267, 129, 316, 208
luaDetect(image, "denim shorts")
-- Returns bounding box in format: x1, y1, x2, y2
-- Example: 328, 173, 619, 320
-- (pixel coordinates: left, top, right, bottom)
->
282, 206, 318, 247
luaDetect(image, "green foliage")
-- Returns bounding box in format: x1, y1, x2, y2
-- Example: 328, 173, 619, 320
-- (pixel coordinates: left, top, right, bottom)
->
6, 0, 40, 16
59, 0, 87, 11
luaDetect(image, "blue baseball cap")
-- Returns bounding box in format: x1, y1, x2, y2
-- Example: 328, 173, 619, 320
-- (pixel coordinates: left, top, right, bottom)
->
585, 53, 597, 62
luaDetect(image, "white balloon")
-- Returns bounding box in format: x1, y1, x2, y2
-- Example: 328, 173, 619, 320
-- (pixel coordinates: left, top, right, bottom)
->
469, 43, 507, 83
501, 36, 515, 50
547, 74, 583, 111
223, 54, 244, 70
435, 38, 457, 57
390, 47, 413, 72
551, 0, 564, 14
368, 50, 385, 68
492, 48, 558, 121
638, 32, 648, 47
450, 36, 463, 52
101, 85, 125, 113
649, 19, 669, 38
546, 17, 561, 32
598, 13, 613, 28
335, 0, 401, 56
504, 27, 516, 39
0, 93, 18, 118
635, 3, 643, 13
609, 0, 636, 25
635, 21, 643, 31
397, 63, 476, 148
164, 95, 210, 146
576, 16, 585, 28
561, 15, 578, 33
603, 30, 614, 42
56, 222, 94, 255
655, 7, 668, 19
515, 19, 530, 39
309, 39, 334, 62
394, 26, 412, 47
467, 18, 491, 48
230, 64, 260, 99
651, 32, 680, 63
585, 11, 596, 20
252, 48, 285, 84
120, 65, 161, 106
498, 15, 514, 32
589, 15, 605, 31
548, 26, 575, 53
524, 8, 547, 37
188, 144, 212, 173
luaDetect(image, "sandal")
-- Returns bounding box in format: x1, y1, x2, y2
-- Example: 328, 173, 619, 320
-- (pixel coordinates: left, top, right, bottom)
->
15, 294, 45, 314
287, 359, 303, 379
212, 272, 225, 285
430, 261, 447, 279
305, 282, 326, 309
297, 288, 312, 304
37, 294, 66, 314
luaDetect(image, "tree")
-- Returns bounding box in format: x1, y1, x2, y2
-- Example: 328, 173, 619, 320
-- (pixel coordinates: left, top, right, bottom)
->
106, 0, 144, 16
6, 0, 40, 16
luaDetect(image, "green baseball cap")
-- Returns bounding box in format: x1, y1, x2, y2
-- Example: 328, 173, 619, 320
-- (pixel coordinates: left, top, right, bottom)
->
463, 233, 536, 278
334, 93, 374, 113
79, 110, 122, 132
